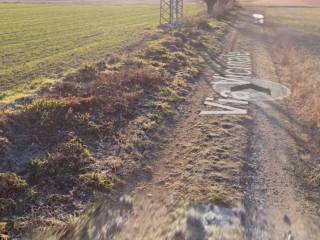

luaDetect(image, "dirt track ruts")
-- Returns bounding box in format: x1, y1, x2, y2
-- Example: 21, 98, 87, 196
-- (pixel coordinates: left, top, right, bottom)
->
236, 8, 320, 240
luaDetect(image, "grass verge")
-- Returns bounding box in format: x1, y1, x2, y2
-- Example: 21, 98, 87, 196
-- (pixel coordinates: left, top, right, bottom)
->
0, 15, 230, 239
271, 31, 320, 213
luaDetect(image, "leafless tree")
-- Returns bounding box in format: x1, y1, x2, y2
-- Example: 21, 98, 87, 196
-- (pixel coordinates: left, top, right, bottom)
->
203, 0, 218, 16
203, 0, 235, 16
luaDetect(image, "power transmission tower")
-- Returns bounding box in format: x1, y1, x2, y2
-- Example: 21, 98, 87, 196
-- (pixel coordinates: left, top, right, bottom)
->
160, 0, 183, 28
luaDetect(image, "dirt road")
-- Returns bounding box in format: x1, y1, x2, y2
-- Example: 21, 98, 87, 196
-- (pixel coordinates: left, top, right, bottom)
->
42, 4, 320, 240
106, 11, 320, 239
234, 10, 320, 239
115, 8, 320, 240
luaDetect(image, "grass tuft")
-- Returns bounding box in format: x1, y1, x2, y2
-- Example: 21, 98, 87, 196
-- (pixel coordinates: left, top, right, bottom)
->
30, 137, 93, 187
0, 173, 33, 216
80, 171, 121, 192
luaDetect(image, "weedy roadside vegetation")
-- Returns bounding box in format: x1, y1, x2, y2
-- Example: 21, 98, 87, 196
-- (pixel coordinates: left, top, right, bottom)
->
0, 15, 229, 238
278, 46, 320, 129
263, 6, 320, 220
273, 39, 320, 210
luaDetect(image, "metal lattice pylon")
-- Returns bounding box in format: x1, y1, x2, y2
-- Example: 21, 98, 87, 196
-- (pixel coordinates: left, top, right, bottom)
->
160, 0, 183, 27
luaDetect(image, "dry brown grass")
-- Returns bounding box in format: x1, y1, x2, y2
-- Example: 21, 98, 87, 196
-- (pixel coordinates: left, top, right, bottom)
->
271, 39, 320, 200
275, 43, 320, 129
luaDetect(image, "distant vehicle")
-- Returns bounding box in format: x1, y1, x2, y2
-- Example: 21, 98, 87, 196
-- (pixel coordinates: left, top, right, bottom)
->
253, 13, 264, 24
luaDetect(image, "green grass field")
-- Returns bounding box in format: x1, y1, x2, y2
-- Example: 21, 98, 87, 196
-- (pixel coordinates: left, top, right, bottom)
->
0, 3, 202, 93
